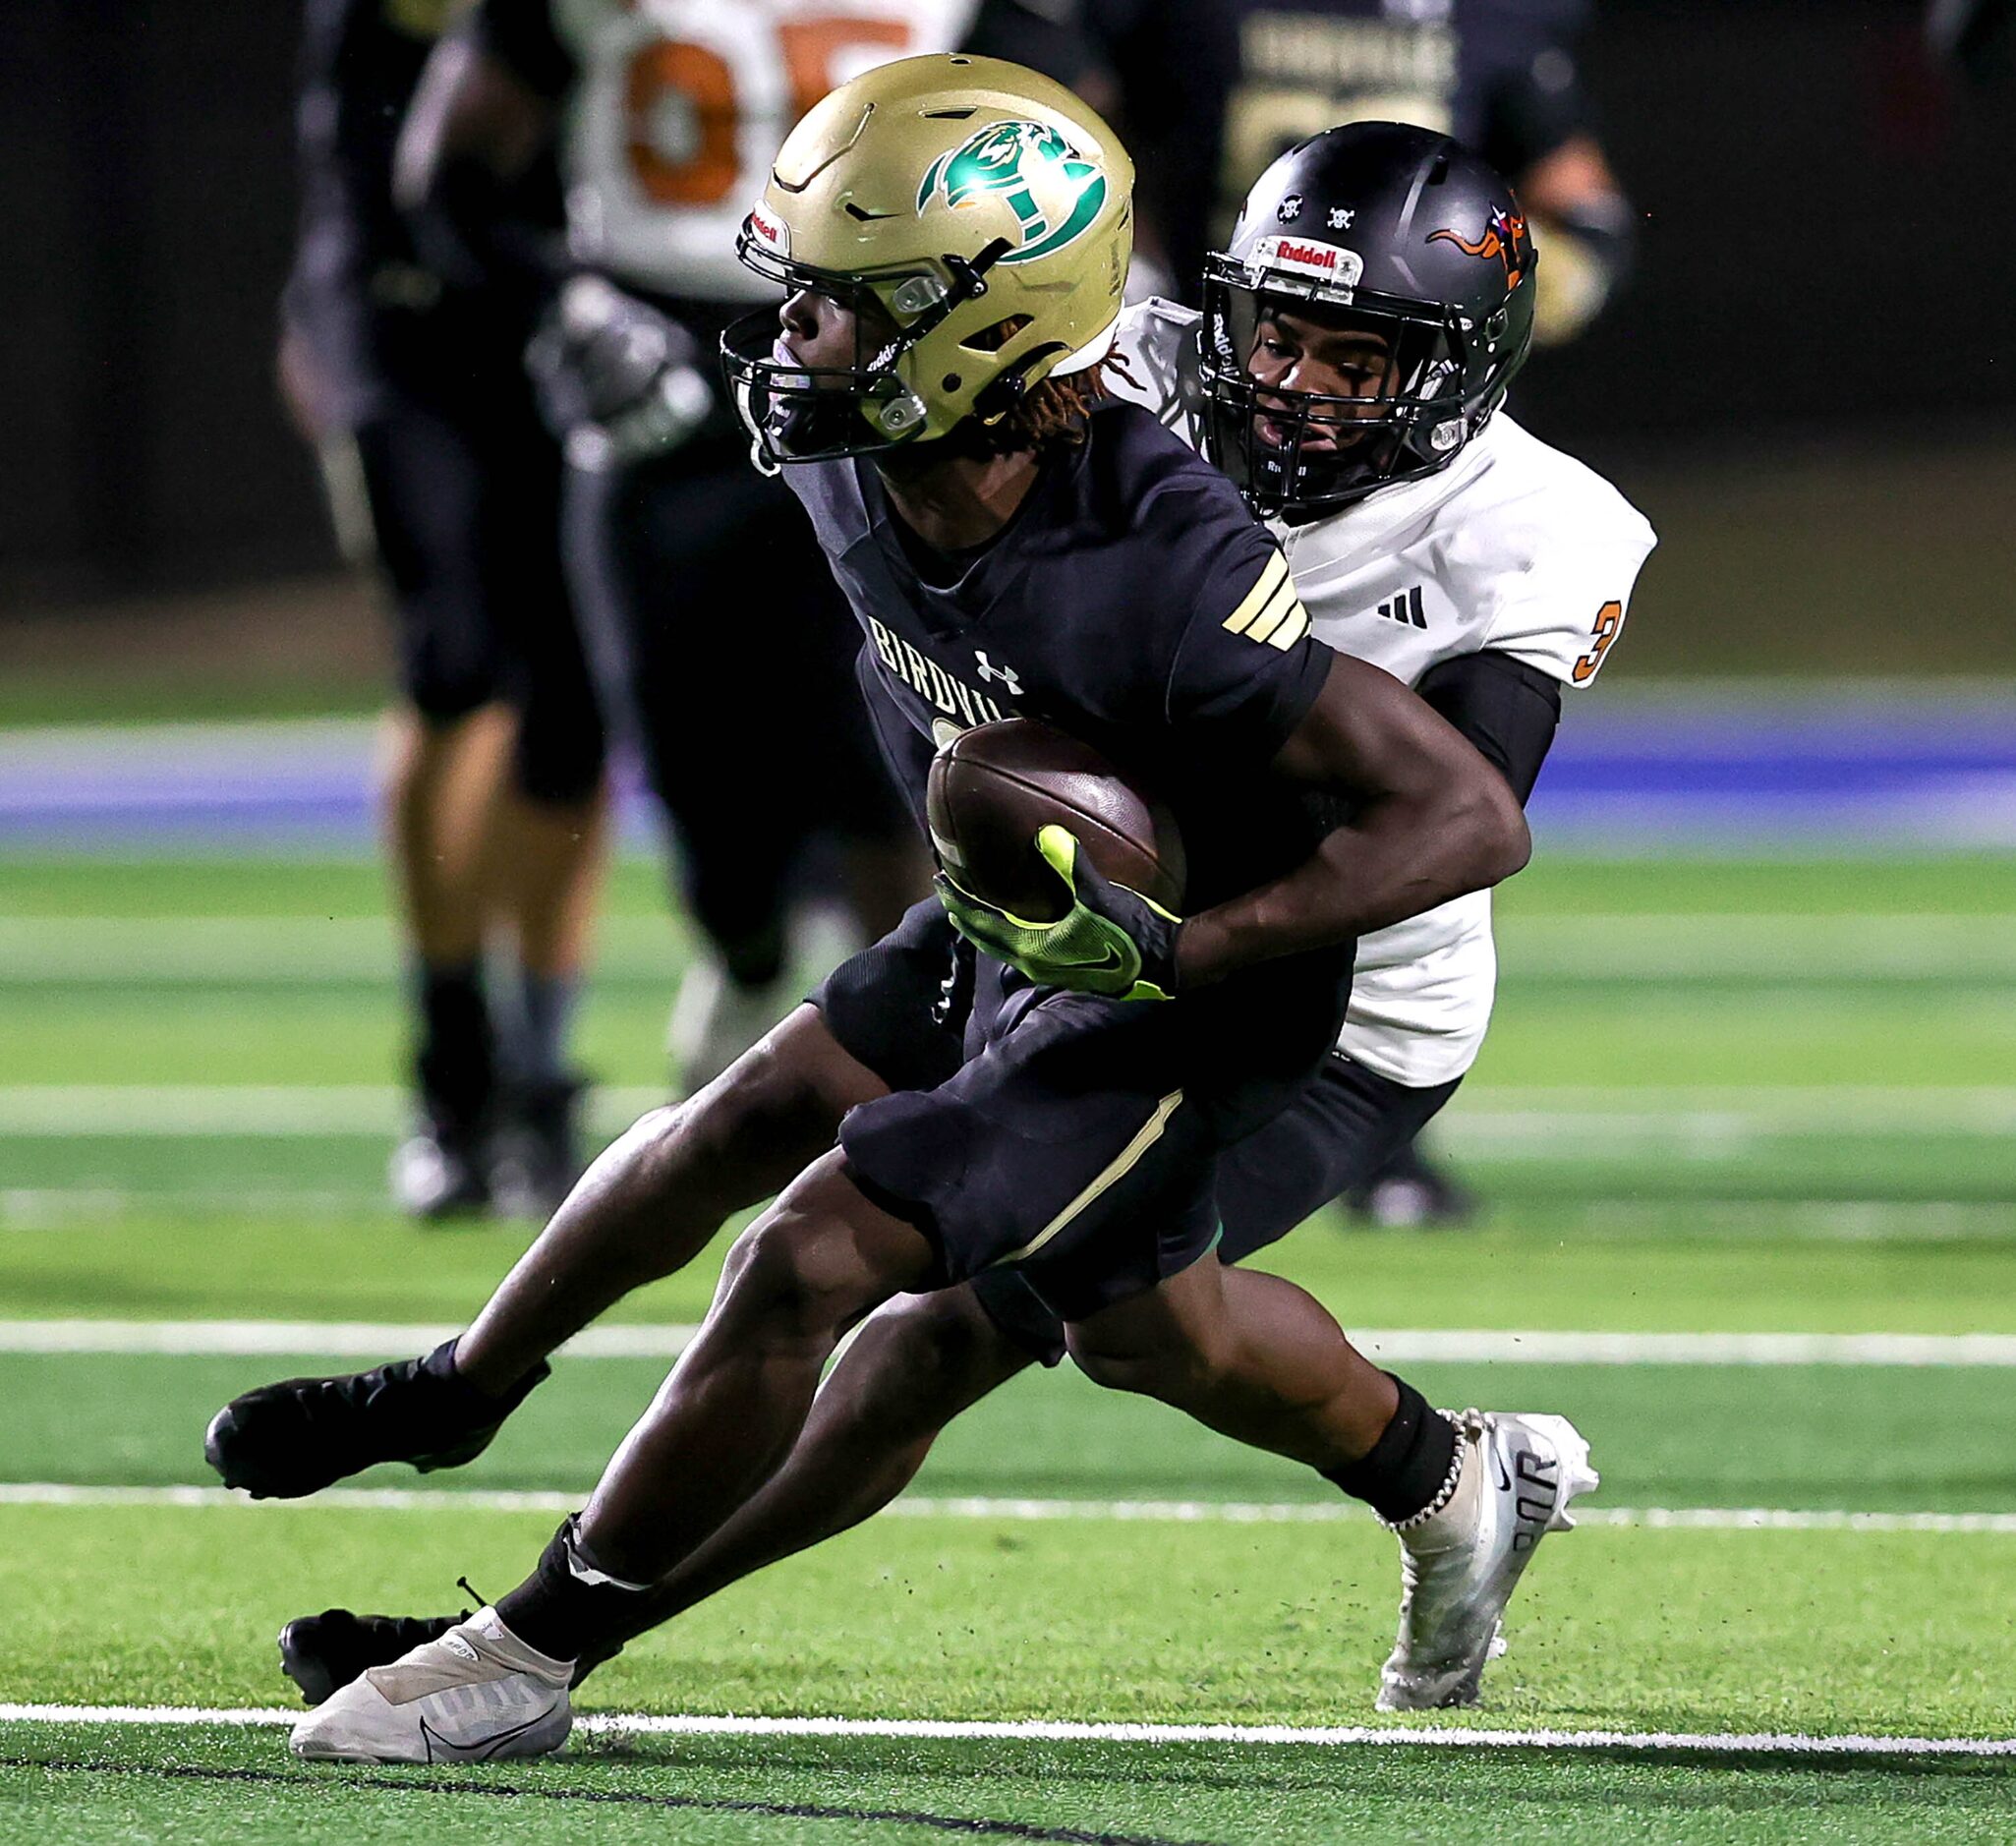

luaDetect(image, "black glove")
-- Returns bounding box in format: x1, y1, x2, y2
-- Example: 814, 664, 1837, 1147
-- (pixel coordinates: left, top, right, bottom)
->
526, 275, 714, 470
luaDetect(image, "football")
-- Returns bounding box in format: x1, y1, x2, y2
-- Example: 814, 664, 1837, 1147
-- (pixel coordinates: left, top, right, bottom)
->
925, 718, 1186, 922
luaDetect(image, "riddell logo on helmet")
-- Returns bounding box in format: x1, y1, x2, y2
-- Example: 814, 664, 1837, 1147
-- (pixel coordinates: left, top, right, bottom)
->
1251, 236, 1364, 289
746, 203, 790, 257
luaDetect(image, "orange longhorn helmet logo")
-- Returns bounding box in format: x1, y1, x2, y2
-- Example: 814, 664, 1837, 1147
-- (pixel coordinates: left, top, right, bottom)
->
1427, 207, 1530, 288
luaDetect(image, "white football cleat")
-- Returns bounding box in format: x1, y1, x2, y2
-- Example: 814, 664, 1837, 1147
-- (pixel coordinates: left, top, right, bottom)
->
668, 906, 862, 1097
667, 959, 793, 1097
289, 1606, 573, 1763
1376, 1409, 1597, 1712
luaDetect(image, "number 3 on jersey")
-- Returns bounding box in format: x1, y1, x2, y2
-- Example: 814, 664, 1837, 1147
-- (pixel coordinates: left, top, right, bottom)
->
625, 14, 912, 206
1572, 599, 1624, 684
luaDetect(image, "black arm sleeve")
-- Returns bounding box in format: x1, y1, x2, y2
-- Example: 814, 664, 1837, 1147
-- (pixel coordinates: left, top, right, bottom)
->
468, 0, 578, 98
1085, 0, 1239, 304
1412, 651, 1562, 808
959, 0, 1099, 85
402, 6, 570, 324
1477, 2, 1594, 176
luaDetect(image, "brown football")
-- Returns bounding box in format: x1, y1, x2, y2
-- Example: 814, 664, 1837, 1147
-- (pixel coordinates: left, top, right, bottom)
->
926, 719, 1186, 922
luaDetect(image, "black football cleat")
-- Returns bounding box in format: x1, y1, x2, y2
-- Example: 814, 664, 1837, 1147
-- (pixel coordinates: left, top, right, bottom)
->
279, 1607, 469, 1705
202, 1340, 549, 1500
1347, 1139, 1478, 1230
280, 1602, 624, 1701
490, 1075, 590, 1224
389, 1113, 494, 1221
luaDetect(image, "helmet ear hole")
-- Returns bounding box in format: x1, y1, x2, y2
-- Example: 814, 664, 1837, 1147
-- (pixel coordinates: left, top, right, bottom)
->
959, 313, 1034, 353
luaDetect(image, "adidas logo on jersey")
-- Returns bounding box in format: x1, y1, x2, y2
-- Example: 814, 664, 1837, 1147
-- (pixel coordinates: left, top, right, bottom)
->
1373, 586, 1428, 630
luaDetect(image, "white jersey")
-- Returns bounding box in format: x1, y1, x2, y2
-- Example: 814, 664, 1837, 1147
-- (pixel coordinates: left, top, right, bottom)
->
1109, 299, 1656, 1085
550, 0, 980, 302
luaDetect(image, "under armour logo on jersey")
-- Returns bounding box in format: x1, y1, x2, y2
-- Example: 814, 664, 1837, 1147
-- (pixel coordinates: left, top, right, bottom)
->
1374, 586, 1428, 630
974, 651, 1023, 696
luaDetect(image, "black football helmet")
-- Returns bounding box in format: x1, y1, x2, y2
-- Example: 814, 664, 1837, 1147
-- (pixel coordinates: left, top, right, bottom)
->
1200, 122, 1537, 518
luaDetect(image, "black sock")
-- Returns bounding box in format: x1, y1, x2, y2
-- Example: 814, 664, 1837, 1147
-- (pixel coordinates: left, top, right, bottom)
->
1320, 1375, 1459, 1525
719, 920, 787, 990
413, 960, 494, 1126
507, 968, 579, 1094
427, 1337, 551, 1412
494, 1516, 652, 1663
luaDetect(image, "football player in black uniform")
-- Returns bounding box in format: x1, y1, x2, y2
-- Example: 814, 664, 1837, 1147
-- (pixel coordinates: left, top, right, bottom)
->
284, 0, 609, 1219
220, 61, 1592, 1762
393, 1, 1102, 1092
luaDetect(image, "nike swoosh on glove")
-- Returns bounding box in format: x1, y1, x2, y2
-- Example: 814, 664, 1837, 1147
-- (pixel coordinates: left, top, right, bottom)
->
934, 824, 1182, 1001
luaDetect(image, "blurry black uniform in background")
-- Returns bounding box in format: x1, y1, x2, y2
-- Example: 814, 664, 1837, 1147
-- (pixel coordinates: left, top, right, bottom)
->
284, 0, 607, 1219
409, 0, 1096, 1093
1928, 0, 2015, 85
1087, 0, 1632, 346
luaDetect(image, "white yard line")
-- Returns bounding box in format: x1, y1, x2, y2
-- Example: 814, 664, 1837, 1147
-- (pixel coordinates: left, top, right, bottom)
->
6, 1319, 2016, 1365
0, 1701, 2007, 1758
6, 1483, 2016, 1534
4, 1084, 2014, 1139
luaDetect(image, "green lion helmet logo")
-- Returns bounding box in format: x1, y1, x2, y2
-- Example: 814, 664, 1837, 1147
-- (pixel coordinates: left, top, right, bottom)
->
916, 120, 1108, 265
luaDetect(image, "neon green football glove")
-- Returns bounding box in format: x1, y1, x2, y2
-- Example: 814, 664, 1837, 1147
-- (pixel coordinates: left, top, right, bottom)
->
934, 824, 1183, 1001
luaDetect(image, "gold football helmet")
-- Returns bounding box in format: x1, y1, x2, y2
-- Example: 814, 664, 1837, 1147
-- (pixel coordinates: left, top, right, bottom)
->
721, 53, 1133, 465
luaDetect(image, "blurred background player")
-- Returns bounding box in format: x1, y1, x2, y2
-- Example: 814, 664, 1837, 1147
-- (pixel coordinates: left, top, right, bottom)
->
1084, 0, 1634, 343
397, 0, 1099, 1091
282, 0, 610, 1219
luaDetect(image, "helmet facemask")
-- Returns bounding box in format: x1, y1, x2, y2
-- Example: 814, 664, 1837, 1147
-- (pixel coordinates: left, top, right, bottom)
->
1200, 255, 1508, 519
722, 233, 1017, 468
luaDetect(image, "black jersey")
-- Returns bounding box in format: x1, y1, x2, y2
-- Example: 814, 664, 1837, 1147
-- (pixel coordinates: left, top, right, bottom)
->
287, 0, 560, 423
788, 402, 1354, 1084
1089, 0, 1597, 299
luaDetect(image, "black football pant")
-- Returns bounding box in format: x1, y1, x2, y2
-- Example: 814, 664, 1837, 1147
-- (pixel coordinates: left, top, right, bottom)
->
352, 375, 605, 808
564, 433, 908, 974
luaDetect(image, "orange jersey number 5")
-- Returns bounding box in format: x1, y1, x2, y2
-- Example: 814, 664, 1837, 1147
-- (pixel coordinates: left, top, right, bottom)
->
625, 17, 913, 207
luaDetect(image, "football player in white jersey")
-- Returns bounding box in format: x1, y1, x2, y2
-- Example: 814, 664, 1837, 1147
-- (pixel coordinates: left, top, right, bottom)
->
1122, 119, 1655, 1195
254, 121, 1646, 1722
400, 0, 1094, 1087
1121, 108, 1652, 1217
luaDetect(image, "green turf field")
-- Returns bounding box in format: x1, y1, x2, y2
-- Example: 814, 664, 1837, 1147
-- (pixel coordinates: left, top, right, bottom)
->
3, 846, 2013, 1841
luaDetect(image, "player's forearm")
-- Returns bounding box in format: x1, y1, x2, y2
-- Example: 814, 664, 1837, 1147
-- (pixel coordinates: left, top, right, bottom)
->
1169, 652, 1530, 987
1174, 779, 1528, 988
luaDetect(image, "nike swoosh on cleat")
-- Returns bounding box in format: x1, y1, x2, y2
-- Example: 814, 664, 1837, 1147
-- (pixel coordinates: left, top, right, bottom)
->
420, 1708, 555, 1763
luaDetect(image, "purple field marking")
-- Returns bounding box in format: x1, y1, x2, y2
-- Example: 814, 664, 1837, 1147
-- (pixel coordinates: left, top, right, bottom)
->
3, 698, 2014, 852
